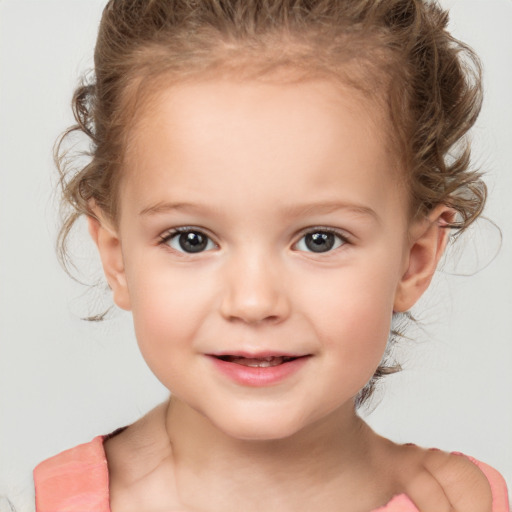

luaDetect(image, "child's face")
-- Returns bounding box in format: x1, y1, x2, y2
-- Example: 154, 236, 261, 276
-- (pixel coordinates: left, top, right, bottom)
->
107, 78, 416, 439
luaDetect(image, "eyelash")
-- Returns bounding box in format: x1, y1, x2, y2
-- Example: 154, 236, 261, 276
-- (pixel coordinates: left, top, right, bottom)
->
158, 226, 350, 254
294, 227, 349, 254
158, 226, 218, 254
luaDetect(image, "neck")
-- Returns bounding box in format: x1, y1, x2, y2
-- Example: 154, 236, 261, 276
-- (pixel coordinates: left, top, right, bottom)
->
165, 396, 385, 511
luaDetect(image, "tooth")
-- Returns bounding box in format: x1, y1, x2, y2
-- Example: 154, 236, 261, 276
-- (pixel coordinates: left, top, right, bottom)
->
247, 361, 270, 367
233, 357, 285, 367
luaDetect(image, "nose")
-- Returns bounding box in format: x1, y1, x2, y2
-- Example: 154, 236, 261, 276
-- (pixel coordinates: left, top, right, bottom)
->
219, 250, 291, 325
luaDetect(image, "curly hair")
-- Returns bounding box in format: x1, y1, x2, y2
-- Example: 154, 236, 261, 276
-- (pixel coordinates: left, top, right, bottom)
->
56, 0, 485, 406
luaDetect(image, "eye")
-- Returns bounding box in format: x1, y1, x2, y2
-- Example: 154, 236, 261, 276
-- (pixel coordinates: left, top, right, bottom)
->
295, 229, 346, 253
161, 228, 216, 254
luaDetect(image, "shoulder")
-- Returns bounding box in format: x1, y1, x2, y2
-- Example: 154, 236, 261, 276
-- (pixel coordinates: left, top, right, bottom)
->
397, 444, 509, 512
33, 436, 110, 512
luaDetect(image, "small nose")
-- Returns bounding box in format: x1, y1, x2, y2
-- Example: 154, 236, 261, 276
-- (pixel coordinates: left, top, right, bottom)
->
219, 251, 291, 325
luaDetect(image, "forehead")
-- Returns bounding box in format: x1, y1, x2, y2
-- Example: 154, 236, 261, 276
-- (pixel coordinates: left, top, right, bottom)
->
124, 65, 394, 146
125, 75, 391, 165
120, 77, 405, 223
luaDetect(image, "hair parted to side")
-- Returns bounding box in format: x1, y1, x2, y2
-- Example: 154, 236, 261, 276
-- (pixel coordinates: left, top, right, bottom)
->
56, 0, 485, 406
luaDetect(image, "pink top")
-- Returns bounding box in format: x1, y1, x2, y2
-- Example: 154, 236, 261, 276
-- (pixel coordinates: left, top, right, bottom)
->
34, 435, 510, 512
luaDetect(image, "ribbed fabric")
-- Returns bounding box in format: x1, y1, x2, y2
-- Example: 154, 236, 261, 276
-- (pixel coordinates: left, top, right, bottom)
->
34, 436, 509, 512
34, 436, 109, 512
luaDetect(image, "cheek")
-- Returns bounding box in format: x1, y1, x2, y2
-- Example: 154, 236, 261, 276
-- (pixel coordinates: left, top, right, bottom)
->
298, 257, 399, 362
128, 278, 207, 394
126, 264, 213, 360
319, 294, 393, 397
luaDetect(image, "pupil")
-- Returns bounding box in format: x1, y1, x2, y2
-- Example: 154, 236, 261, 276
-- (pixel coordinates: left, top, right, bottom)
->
305, 232, 334, 253
179, 232, 207, 253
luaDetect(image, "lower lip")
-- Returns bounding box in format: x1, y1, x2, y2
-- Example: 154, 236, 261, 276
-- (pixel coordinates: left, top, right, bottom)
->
207, 356, 310, 387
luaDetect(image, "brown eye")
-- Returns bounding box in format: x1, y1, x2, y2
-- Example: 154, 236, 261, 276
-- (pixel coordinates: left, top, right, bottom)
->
166, 229, 215, 253
295, 230, 345, 253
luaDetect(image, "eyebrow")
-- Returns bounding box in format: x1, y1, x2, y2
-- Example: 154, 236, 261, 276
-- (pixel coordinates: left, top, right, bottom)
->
280, 201, 380, 222
139, 200, 379, 222
140, 202, 215, 216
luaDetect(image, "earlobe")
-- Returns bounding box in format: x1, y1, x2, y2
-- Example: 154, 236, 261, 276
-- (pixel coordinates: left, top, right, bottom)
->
87, 214, 132, 311
393, 205, 454, 312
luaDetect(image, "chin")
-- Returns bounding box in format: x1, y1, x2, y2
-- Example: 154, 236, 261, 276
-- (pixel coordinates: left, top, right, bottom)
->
210, 407, 311, 442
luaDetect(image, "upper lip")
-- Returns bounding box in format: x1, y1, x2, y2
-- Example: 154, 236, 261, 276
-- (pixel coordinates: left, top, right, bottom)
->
207, 351, 308, 359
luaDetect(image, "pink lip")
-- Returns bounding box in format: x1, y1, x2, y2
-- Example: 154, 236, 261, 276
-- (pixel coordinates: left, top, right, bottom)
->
208, 350, 303, 358
206, 354, 311, 387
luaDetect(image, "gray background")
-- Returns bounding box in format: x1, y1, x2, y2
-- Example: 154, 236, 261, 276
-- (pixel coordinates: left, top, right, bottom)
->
1, 0, 511, 494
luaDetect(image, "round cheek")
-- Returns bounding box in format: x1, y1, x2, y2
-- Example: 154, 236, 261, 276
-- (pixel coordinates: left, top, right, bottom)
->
322, 308, 391, 392
301, 262, 398, 382
126, 268, 211, 388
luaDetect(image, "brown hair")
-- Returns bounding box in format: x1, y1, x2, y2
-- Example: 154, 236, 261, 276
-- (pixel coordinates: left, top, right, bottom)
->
56, 0, 485, 406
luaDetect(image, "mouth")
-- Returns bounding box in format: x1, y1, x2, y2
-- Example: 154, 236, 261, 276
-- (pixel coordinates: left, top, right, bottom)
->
214, 355, 300, 368
206, 352, 311, 386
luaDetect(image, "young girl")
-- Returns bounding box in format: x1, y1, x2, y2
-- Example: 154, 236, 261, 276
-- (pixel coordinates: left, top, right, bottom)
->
29, 0, 509, 511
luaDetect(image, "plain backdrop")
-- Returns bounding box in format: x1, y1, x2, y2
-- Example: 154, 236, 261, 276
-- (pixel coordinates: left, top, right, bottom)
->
1, 0, 511, 495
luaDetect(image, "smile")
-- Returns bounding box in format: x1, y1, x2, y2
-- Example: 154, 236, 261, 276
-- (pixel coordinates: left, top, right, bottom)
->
206, 353, 310, 386
216, 355, 297, 367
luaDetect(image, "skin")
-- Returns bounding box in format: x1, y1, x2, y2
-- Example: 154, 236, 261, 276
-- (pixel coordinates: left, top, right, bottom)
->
89, 78, 492, 511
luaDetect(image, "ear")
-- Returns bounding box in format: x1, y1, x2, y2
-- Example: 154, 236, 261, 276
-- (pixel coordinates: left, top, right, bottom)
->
393, 205, 454, 312
87, 211, 132, 311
